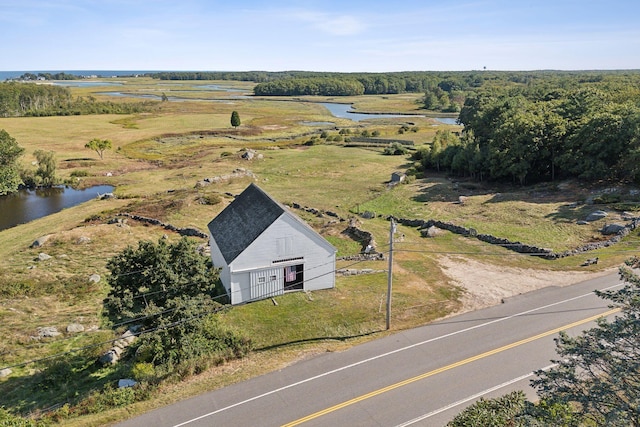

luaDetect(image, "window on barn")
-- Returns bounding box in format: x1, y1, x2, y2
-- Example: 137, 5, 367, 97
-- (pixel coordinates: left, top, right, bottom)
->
276, 236, 294, 257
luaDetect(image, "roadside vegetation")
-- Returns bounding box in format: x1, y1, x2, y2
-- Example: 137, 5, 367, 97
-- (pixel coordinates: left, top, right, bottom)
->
0, 71, 638, 426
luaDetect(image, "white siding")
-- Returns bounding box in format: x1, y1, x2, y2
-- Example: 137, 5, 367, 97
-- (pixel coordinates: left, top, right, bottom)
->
250, 267, 284, 300
216, 212, 336, 305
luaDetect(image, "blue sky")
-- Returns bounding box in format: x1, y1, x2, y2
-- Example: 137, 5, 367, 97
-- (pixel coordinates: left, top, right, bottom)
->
2, 0, 639, 72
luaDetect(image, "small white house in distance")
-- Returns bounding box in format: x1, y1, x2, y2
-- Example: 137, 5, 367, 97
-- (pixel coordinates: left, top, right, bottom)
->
207, 183, 337, 305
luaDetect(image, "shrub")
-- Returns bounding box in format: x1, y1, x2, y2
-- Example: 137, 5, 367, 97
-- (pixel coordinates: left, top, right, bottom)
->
74, 384, 150, 415
383, 143, 409, 156
131, 362, 156, 382
70, 170, 90, 177
593, 193, 621, 204
0, 408, 46, 426
136, 311, 252, 369
198, 194, 222, 205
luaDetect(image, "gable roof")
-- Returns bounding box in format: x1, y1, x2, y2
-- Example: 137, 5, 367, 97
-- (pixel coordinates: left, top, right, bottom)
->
207, 183, 285, 264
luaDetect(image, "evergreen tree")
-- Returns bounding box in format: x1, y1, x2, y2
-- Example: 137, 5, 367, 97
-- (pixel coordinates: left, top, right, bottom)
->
230, 111, 241, 128
532, 259, 640, 426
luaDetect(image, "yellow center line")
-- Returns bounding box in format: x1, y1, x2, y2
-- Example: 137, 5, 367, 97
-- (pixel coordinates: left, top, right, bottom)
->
282, 308, 621, 427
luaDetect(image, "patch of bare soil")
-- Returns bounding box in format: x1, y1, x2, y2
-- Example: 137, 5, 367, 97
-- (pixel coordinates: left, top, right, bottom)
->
438, 256, 615, 313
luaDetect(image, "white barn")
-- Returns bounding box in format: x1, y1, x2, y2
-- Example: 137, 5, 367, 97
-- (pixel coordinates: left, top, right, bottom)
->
207, 183, 337, 305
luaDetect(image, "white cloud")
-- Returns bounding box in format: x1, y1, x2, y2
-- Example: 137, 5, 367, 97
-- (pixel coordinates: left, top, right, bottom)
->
293, 10, 366, 36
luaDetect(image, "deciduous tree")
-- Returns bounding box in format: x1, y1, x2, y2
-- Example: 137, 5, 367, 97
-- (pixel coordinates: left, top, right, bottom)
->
33, 149, 57, 187
85, 138, 112, 160
0, 129, 24, 195
103, 237, 248, 369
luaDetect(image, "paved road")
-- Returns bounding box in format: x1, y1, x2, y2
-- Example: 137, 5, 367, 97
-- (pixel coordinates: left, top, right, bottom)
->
116, 271, 621, 427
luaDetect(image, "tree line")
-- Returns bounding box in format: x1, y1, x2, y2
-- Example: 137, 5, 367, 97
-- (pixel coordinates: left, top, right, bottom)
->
0, 82, 152, 117
415, 84, 640, 184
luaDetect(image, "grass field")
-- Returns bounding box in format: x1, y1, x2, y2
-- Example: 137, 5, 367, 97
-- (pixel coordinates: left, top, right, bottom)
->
0, 78, 637, 425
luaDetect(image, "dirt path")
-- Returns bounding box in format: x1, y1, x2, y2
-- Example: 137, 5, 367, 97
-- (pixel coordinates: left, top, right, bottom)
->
438, 256, 616, 313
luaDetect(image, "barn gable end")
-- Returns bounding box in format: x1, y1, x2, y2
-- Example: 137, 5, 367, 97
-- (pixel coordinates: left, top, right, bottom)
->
207, 183, 336, 305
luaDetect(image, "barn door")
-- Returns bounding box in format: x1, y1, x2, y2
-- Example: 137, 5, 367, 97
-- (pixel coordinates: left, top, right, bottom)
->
250, 267, 283, 300
284, 264, 303, 291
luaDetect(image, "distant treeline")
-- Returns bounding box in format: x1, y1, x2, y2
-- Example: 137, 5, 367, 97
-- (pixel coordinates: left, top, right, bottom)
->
148, 70, 640, 113
16, 72, 82, 81
149, 70, 484, 94
416, 80, 640, 184
0, 82, 152, 117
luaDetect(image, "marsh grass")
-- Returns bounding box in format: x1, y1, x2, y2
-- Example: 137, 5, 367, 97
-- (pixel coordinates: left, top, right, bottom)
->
0, 78, 634, 425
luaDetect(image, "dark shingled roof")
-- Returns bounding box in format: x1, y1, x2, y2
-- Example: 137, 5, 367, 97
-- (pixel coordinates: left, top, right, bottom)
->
207, 183, 285, 264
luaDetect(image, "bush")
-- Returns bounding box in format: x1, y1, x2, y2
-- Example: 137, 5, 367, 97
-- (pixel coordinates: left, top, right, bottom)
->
73, 384, 150, 415
448, 391, 527, 426
383, 143, 409, 156
136, 311, 252, 369
593, 193, 621, 204
70, 170, 90, 177
0, 408, 46, 426
198, 194, 222, 205
131, 362, 156, 382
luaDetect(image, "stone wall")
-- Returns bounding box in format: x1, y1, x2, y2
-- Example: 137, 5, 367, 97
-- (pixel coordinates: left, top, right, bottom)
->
396, 216, 638, 260
115, 213, 209, 239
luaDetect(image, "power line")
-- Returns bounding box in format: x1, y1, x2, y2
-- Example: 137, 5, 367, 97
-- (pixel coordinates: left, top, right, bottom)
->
2, 256, 378, 362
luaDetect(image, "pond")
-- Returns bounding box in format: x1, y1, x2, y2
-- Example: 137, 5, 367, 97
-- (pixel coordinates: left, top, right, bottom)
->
320, 102, 425, 122
0, 185, 114, 232
433, 117, 459, 125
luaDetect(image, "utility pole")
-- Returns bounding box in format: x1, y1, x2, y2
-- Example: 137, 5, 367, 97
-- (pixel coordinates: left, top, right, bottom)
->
386, 217, 396, 330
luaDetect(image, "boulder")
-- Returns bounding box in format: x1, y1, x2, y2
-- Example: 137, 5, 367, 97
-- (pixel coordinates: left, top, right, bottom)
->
30, 235, 50, 248
585, 210, 607, 222
601, 223, 626, 235
0, 368, 11, 378
37, 326, 61, 338
88, 274, 101, 283
38, 253, 52, 261
118, 379, 137, 388
77, 236, 91, 244
361, 211, 376, 219
98, 350, 119, 365
421, 226, 442, 238
66, 323, 85, 333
